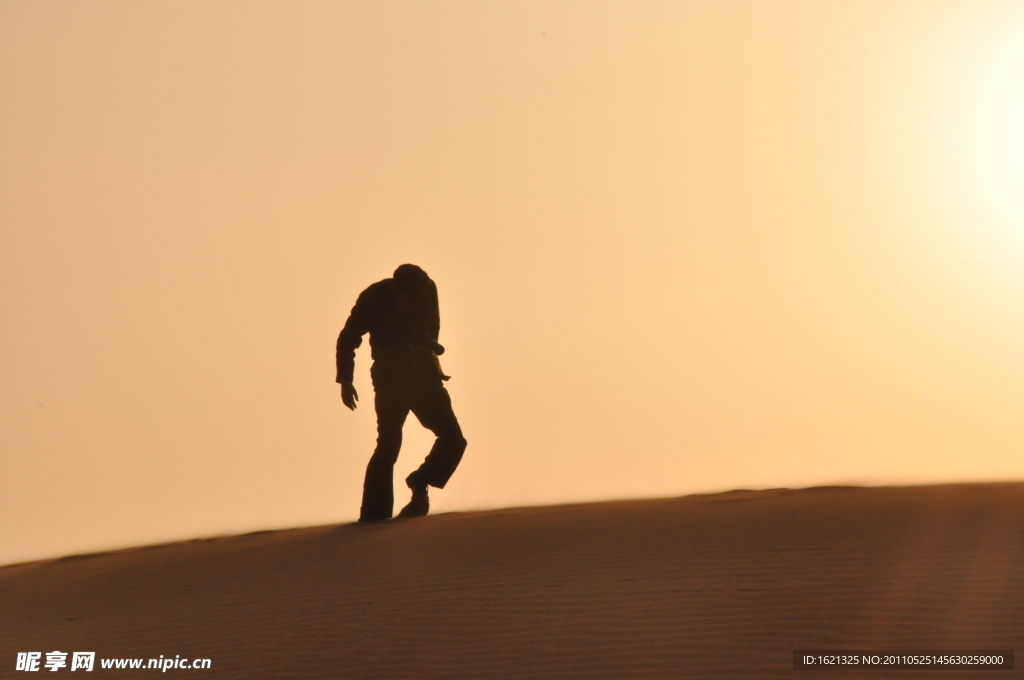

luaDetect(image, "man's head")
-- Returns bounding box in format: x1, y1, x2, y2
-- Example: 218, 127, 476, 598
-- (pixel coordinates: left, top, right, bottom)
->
393, 264, 431, 295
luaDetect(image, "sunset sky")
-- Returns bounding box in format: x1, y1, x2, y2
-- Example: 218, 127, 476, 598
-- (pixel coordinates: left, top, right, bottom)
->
3, 1, 1024, 566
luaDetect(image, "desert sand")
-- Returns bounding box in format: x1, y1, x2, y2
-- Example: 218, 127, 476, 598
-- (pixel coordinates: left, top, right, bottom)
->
3, 483, 1023, 679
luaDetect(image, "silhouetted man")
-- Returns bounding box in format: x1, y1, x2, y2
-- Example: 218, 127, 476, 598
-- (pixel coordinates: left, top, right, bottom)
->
337, 264, 467, 521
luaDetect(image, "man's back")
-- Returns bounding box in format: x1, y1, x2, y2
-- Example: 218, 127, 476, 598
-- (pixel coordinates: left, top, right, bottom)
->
336, 273, 441, 385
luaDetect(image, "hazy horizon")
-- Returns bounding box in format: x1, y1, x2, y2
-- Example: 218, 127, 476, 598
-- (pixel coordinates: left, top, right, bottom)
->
3, 1, 1024, 566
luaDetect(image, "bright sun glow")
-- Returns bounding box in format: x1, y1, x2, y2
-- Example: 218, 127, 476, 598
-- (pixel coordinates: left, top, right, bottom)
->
950, 37, 1024, 251
997, 70, 1024, 208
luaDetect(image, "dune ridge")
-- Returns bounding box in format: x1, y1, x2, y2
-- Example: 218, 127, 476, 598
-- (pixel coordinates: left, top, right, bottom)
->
3, 483, 1023, 679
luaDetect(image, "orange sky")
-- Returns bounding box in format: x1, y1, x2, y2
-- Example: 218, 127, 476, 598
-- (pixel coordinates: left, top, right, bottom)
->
3, 1, 1024, 566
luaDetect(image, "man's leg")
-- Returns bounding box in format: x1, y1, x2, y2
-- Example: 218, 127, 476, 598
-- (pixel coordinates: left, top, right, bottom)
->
409, 381, 467, 490
360, 385, 409, 521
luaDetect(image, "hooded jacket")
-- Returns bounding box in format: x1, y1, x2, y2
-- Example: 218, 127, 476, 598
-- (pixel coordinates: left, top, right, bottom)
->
336, 275, 445, 385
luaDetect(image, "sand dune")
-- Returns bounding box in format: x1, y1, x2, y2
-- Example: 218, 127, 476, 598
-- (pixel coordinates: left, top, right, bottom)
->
3, 483, 1023, 678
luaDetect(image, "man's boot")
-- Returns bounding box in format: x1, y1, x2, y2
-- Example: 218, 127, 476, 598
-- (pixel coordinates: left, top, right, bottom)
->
397, 470, 430, 518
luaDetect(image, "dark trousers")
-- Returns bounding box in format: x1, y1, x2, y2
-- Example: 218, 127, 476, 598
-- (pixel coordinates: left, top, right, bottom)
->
360, 359, 467, 520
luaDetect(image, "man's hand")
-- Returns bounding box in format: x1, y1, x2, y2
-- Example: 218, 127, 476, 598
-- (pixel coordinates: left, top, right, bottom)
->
341, 382, 359, 411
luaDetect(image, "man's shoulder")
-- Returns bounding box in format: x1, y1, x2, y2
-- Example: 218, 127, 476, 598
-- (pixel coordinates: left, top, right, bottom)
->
358, 278, 395, 301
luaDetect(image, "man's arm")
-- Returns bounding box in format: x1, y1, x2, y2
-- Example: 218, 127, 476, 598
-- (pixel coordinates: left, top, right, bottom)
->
426, 279, 444, 355
337, 289, 371, 409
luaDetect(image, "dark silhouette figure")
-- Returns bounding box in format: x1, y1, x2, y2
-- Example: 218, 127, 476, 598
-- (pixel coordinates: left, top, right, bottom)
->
337, 264, 467, 521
